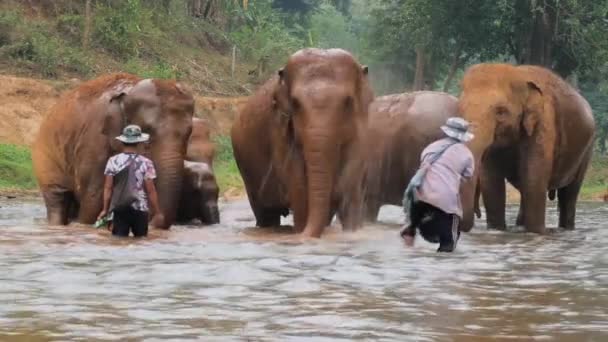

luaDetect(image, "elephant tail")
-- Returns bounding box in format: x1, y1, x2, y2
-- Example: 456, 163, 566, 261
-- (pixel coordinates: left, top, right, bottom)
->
548, 189, 556, 201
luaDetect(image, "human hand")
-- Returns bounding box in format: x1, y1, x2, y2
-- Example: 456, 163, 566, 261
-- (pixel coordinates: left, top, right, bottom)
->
97, 210, 107, 221
150, 213, 166, 228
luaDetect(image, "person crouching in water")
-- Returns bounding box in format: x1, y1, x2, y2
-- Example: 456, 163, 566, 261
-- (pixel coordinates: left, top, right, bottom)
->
401, 117, 474, 252
97, 125, 162, 238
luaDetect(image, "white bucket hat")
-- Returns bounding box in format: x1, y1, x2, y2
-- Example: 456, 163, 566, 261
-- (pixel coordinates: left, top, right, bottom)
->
115, 124, 150, 144
441, 117, 474, 142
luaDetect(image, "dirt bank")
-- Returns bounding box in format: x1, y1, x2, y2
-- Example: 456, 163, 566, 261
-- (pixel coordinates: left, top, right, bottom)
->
0, 75, 245, 147
0, 76, 62, 146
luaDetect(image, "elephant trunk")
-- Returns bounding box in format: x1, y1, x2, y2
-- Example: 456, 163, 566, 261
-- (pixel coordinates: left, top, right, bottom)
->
152, 149, 185, 229
301, 127, 337, 238
460, 117, 495, 232
202, 200, 220, 224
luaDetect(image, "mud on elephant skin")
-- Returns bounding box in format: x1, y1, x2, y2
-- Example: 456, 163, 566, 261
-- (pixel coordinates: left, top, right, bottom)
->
176, 118, 220, 225
459, 63, 595, 234
363, 91, 459, 221
32, 73, 195, 229
231, 48, 374, 238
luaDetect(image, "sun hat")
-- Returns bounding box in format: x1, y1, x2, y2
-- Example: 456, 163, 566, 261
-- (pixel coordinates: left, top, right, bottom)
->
115, 124, 149, 144
441, 117, 474, 142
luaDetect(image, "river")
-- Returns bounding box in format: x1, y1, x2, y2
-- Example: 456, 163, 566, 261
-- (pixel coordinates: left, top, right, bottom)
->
0, 198, 607, 341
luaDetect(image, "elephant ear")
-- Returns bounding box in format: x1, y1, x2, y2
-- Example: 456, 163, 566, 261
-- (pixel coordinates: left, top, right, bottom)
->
358, 65, 374, 113
273, 68, 292, 116
520, 81, 544, 137
102, 92, 128, 151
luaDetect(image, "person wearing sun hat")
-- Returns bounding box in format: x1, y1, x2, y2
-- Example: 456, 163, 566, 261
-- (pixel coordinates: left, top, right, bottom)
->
400, 117, 475, 252
97, 125, 162, 238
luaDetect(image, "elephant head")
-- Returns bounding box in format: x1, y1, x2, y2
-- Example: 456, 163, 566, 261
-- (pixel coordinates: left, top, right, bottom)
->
102, 78, 195, 229
183, 160, 220, 224
273, 48, 373, 237
458, 64, 545, 231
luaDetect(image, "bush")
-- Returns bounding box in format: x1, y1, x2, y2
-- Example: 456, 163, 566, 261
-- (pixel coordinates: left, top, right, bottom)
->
94, 0, 148, 59
0, 144, 36, 190
229, 0, 305, 76
0, 10, 20, 47
212, 135, 244, 192
124, 59, 182, 79
1, 10, 90, 77
309, 3, 358, 52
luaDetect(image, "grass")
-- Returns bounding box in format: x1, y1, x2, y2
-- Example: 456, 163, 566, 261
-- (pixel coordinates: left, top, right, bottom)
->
0, 144, 37, 190
1, 139, 605, 201
212, 135, 244, 196
579, 155, 608, 200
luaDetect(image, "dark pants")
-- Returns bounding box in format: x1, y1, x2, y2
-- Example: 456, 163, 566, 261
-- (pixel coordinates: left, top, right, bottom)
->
112, 208, 149, 238
401, 201, 460, 252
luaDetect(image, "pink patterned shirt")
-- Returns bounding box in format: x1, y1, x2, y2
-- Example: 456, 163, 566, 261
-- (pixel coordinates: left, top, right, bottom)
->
104, 153, 157, 212
416, 138, 475, 218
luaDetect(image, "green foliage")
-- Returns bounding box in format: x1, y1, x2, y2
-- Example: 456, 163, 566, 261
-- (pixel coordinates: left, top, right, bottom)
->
124, 59, 182, 79
212, 135, 243, 192
0, 10, 90, 77
229, 0, 305, 75
309, 2, 357, 51
93, 0, 157, 59
213, 135, 235, 163
0, 144, 36, 190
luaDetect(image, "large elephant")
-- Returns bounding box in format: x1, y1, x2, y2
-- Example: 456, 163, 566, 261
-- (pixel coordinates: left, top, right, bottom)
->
231, 48, 373, 238
458, 63, 595, 234
32, 73, 194, 229
176, 118, 220, 224
364, 91, 459, 221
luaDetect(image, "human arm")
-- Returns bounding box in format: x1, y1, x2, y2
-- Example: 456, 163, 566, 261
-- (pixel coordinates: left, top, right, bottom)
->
98, 175, 113, 220
462, 149, 475, 180
144, 179, 161, 217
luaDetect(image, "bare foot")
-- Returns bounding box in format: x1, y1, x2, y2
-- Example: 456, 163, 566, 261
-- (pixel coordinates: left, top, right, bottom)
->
402, 234, 415, 247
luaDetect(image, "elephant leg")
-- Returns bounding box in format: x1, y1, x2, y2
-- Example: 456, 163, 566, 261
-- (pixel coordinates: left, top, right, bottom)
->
557, 167, 587, 230
516, 202, 525, 227
520, 159, 549, 235
42, 187, 72, 225
256, 207, 285, 227
288, 156, 308, 232
338, 186, 364, 231
77, 189, 103, 224
480, 160, 507, 230
364, 200, 381, 222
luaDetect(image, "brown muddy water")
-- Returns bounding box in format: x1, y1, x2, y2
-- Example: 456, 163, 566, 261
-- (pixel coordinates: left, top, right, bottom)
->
0, 198, 607, 341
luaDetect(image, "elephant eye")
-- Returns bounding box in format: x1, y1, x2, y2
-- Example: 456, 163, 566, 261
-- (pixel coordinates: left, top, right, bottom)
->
495, 106, 509, 117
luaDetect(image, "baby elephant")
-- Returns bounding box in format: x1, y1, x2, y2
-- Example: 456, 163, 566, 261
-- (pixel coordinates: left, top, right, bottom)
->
176, 118, 220, 225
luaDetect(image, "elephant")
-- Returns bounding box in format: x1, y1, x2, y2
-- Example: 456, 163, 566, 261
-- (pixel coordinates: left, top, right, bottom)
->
176, 118, 220, 224
363, 91, 459, 221
458, 63, 595, 234
32, 73, 195, 229
231, 48, 374, 238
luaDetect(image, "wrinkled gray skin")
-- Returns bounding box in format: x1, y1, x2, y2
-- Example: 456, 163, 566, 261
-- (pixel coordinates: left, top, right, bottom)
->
364, 91, 459, 221
176, 160, 220, 224
176, 118, 220, 225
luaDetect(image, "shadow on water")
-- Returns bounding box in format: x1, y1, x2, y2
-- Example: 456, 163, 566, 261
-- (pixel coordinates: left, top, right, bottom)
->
1, 198, 607, 341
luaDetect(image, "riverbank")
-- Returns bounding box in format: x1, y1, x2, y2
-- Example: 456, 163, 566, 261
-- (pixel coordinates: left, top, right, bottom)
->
2, 138, 607, 203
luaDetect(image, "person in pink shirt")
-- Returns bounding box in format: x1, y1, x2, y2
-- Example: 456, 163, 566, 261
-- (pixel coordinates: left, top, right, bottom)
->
400, 117, 475, 252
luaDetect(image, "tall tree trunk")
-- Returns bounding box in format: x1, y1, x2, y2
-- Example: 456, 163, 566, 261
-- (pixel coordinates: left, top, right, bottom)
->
191, 0, 202, 17
413, 47, 426, 91
424, 53, 436, 90
526, 0, 556, 68
82, 0, 92, 50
